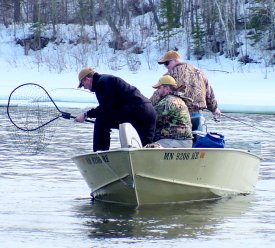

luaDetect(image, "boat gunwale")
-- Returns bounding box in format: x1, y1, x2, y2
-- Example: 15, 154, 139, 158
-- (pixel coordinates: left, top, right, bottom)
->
72, 147, 261, 160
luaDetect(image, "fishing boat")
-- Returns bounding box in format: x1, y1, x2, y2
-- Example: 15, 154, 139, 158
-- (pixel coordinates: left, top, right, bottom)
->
4, 83, 261, 205
72, 121, 261, 206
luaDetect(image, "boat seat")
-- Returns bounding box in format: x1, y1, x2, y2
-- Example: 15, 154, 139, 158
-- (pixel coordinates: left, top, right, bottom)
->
119, 123, 142, 148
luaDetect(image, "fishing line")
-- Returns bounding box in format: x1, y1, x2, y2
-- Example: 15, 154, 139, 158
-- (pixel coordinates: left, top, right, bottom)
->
222, 113, 275, 137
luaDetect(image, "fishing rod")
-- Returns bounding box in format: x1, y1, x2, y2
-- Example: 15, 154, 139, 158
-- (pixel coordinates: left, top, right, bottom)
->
221, 113, 275, 137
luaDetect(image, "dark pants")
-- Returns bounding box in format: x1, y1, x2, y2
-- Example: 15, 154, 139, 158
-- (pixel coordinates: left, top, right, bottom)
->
93, 103, 156, 152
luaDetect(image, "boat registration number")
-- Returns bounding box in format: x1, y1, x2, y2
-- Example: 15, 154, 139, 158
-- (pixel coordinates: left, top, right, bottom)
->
84, 154, 110, 165
164, 152, 205, 161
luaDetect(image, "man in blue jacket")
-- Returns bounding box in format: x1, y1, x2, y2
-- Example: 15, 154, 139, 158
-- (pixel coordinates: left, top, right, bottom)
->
75, 67, 156, 152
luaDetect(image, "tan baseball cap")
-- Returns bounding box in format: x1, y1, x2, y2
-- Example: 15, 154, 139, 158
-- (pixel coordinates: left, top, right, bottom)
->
78, 67, 96, 88
152, 75, 177, 88
158, 50, 180, 64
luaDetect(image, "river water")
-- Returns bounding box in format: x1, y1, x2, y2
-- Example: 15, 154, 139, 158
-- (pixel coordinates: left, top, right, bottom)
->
1, 107, 275, 248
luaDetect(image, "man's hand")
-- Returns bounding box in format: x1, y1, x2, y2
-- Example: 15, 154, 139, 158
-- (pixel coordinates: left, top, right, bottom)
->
74, 112, 86, 123
213, 108, 221, 122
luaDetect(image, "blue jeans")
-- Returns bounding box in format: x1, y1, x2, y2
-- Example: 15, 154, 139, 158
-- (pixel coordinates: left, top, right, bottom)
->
190, 112, 203, 118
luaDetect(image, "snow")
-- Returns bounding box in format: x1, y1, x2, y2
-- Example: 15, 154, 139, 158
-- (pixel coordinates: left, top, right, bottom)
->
0, 24, 275, 113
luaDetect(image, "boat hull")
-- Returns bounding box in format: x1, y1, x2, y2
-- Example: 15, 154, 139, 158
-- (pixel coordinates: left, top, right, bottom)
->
72, 148, 260, 205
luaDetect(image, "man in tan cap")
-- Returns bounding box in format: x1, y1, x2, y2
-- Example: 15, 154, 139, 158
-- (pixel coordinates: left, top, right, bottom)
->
152, 75, 193, 148
77, 67, 96, 88
152, 50, 221, 120
75, 67, 156, 152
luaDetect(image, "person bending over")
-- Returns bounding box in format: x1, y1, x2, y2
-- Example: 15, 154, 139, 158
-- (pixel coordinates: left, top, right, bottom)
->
75, 67, 156, 152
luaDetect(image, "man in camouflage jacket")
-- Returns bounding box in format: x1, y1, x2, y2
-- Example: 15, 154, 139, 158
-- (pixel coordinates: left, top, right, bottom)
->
152, 75, 193, 148
151, 50, 221, 118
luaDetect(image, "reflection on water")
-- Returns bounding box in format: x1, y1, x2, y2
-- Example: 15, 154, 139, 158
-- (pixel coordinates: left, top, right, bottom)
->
74, 196, 255, 240
1, 107, 275, 247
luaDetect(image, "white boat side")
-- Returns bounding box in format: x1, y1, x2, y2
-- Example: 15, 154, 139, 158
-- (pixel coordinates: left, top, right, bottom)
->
72, 148, 261, 206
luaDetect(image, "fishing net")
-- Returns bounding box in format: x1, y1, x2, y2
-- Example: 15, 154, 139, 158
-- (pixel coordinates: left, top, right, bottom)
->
6, 83, 66, 154
6, 123, 55, 155
6, 83, 96, 155
7, 83, 64, 131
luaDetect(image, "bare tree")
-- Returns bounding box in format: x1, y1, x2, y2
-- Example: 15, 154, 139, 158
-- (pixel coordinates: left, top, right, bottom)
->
50, 0, 57, 36
31, 0, 40, 23
182, 0, 192, 60
148, 0, 161, 30
0, 0, 13, 27
98, 0, 129, 50
214, 0, 234, 57
13, 0, 21, 23
267, 0, 275, 49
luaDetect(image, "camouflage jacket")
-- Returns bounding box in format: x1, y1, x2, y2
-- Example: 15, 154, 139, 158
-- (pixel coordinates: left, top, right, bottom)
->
153, 92, 193, 141
151, 63, 218, 113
